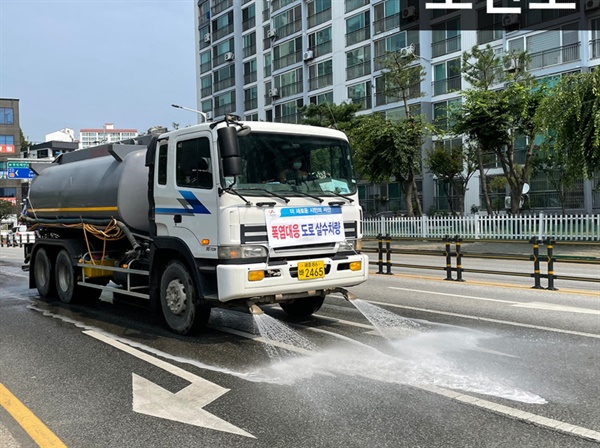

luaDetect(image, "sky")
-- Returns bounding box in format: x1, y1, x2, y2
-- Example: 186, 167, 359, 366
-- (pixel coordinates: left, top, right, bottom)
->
0, 0, 197, 143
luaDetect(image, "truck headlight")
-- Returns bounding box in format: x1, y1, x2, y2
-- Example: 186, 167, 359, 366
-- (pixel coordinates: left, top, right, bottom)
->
338, 239, 362, 252
218, 245, 268, 259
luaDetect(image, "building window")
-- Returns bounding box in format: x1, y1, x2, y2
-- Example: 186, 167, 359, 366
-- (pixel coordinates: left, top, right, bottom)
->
200, 50, 212, 74
347, 81, 372, 110
345, 0, 369, 14
307, 0, 332, 29
592, 19, 600, 60
374, 30, 419, 71
346, 11, 370, 46
433, 58, 461, 96
201, 99, 212, 115
346, 45, 371, 81
433, 98, 461, 133
309, 91, 334, 105
199, 24, 210, 49
244, 58, 258, 85
274, 99, 303, 124
432, 18, 461, 58
508, 25, 580, 71
201, 75, 212, 98
476, 4, 502, 45
272, 6, 302, 40
275, 67, 303, 99
308, 26, 332, 58
0, 108, 14, 125
215, 90, 236, 117
309, 59, 333, 91
214, 64, 236, 93
242, 3, 256, 32
0, 134, 15, 154
264, 53, 272, 78
213, 38, 235, 66
373, 0, 401, 35
212, 11, 234, 42
243, 32, 256, 59
244, 86, 258, 111
273, 36, 303, 71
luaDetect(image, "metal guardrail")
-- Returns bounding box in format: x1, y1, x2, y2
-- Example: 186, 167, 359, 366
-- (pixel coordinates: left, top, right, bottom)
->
0, 233, 36, 248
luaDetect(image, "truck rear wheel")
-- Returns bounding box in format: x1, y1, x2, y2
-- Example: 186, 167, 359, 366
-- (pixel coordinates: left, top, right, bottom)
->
55, 250, 104, 304
34, 248, 55, 299
160, 261, 210, 335
280, 295, 325, 318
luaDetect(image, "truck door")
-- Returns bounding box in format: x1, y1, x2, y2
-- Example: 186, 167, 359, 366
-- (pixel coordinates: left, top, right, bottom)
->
154, 132, 218, 258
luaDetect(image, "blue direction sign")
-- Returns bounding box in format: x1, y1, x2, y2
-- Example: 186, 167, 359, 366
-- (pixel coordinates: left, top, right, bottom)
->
7, 168, 35, 179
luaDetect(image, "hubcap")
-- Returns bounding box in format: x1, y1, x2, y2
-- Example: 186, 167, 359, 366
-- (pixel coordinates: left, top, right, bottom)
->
166, 279, 187, 315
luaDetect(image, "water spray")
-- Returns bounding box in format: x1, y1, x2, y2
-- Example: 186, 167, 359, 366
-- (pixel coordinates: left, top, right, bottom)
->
331, 287, 357, 302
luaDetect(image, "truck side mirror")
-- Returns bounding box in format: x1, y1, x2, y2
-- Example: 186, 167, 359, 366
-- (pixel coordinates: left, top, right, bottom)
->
218, 126, 242, 177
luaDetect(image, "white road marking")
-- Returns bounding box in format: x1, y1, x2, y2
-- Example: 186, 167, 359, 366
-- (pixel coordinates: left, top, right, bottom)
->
420, 384, 600, 443
389, 287, 518, 304
371, 297, 600, 339
513, 302, 600, 315
389, 287, 600, 315
84, 330, 255, 438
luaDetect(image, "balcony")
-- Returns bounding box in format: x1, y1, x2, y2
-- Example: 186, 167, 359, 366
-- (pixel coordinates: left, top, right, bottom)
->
349, 94, 372, 110
212, 0, 232, 16
273, 51, 302, 71
271, 0, 295, 13
215, 100, 236, 117
278, 80, 303, 98
276, 20, 302, 40
244, 97, 258, 110
432, 35, 461, 58
345, 0, 369, 14
373, 13, 400, 35
200, 61, 212, 74
375, 84, 421, 106
346, 61, 371, 81
346, 25, 370, 46
374, 43, 420, 71
528, 43, 580, 70
244, 71, 257, 85
243, 43, 256, 59
242, 16, 256, 32
309, 73, 333, 91
214, 76, 236, 93
308, 8, 332, 29
201, 86, 212, 98
275, 112, 303, 124
213, 23, 234, 42
432, 76, 461, 96
312, 40, 332, 58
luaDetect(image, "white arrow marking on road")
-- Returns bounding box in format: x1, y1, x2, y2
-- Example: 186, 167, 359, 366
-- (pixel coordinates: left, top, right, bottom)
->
83, 330, 255, 438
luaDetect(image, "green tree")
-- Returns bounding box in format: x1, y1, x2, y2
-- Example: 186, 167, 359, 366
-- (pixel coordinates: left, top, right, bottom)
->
536, 68, 600, 180
425, 139, 478, 215
300, 101, 361, 133
19, 128, 30, 155
454, 45, 541, 215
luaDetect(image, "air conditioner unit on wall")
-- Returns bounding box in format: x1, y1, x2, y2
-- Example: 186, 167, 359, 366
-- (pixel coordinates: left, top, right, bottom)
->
586, 0, 600, 11
267, 28, 277, 38
399, 44, 415, 58
204, 33, 211, 43
503, 58, 519, 72
402, 6, 416, 19
303, 50, 314, 61
269, 88, 279, 97
205, 111, 213, 120
225, 52, 234, 61
502, 14, 519, 27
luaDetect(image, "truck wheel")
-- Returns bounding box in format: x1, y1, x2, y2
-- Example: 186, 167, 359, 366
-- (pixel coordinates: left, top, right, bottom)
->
55, 250, 79, 304
55, 250, 104, 304
33, 248, 55, 299
280, 296, 325, 318
160, 261, 210, 335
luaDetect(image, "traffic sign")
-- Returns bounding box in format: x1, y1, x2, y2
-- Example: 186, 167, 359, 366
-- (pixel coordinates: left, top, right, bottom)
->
7, 161, 29, 168
7, 168, 35, 179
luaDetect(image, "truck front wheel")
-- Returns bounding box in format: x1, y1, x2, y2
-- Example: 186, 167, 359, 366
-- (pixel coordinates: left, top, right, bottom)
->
160, 261, 210, 335
280, 295, 325, 318
34, 248, 55, 299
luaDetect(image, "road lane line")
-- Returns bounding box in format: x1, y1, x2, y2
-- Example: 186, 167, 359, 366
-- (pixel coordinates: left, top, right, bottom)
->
368, 298, 600, 339
420, 384, 600, 443
0, 383, 66, 448
388, 287, 518, 304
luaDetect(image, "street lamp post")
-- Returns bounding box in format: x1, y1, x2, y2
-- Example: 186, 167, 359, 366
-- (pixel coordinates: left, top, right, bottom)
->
171, 104, 208, 123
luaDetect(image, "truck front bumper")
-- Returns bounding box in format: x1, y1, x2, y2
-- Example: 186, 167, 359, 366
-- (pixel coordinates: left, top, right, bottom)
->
215, 253, 369, 302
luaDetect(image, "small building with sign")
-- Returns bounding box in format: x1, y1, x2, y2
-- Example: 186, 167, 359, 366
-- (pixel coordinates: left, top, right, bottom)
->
0, 98, 22, 208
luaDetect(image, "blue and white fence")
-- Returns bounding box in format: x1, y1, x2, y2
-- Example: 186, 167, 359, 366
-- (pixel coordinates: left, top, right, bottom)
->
363, 212, 600, 241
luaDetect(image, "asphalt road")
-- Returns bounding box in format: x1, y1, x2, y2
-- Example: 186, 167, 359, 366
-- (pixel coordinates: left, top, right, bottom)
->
0, 245, 599, 448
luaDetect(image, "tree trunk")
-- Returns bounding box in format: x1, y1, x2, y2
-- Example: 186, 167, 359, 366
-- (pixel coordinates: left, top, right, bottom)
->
477, 148, 493, 214
412, 179, 423, 216
404, 179, 415, 217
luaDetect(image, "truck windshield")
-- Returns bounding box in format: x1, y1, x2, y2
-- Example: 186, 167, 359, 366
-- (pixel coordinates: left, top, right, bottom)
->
230, 132, 357, 197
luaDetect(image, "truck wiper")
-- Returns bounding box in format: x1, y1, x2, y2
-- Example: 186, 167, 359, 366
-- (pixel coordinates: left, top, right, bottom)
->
222, 187, 251, 205
323, 191, 354, 203
238, 188, 290, 203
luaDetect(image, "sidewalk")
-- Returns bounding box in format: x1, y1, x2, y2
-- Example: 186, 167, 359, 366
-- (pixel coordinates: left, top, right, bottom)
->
362, 238, 600, 261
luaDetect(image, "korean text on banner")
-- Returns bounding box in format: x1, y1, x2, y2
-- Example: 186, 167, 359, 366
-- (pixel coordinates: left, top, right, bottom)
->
264, 206, 345, 248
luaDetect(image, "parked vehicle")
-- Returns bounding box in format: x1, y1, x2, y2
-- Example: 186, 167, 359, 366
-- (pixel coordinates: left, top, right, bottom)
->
22, 118, 368, 334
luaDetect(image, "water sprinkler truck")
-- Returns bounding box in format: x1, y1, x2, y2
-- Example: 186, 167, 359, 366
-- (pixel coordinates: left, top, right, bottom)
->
22, 118, 366, 334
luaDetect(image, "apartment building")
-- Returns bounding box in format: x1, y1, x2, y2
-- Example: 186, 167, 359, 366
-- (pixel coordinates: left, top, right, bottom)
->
194, 0, 600, 214
79, 123, 138, 149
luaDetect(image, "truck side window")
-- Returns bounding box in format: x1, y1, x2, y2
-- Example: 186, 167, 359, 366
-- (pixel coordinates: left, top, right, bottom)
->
157, 144, 168, 185
176, 137, 213, 189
